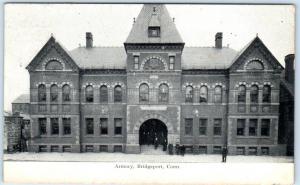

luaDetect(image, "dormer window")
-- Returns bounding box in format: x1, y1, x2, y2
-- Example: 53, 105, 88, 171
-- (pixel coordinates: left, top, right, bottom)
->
148, 26, 160, 37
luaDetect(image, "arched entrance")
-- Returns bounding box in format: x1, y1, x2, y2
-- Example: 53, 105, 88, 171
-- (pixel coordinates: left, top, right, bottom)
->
139, 119, 168, 147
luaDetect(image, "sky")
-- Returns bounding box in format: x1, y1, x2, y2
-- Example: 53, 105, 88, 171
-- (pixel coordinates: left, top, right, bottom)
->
4, 4, 295, 111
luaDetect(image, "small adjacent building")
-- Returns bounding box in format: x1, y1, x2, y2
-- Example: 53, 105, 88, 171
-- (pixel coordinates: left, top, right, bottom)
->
8, 4, 294, 155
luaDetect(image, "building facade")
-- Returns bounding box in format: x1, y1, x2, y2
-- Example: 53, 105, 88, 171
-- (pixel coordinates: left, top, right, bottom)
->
21, 4, 290, 155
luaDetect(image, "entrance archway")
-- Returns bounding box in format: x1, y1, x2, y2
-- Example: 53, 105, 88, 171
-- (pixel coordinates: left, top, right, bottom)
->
139, 119, 168, 146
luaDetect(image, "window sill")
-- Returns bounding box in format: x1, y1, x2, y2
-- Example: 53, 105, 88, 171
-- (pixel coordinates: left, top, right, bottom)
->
236, 136, 271, 139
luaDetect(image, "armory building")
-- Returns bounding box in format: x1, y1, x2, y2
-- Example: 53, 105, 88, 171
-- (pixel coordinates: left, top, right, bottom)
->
9, 4, 294, 155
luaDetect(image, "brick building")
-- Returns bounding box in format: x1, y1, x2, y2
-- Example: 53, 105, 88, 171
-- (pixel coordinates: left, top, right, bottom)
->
19, 4, 292, 155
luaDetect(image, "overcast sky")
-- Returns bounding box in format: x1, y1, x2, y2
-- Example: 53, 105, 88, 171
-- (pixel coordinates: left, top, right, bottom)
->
4, 4, 295, 111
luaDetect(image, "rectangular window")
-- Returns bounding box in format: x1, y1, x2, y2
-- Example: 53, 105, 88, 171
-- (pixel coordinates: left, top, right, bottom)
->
213, 119, 222, 136
38, 104, 47, 112
86, 118, 94, 135
50, 145, 59, 152
261, 147, 269, 155
63, 118, 71, 135
114, 118, 122, 135
213, 146, 222, 154
85, 145, 94, 152
39, 118, 47, 135
62, 104, 70, 112
261, 119, 270, 136
134, 56, 139, 70
236, 119, 245, 136
50, 105, 58, 113
50, 118, 59, 135
248, 147, 257, 155
199, 146, 207, 154
100, 145, 108, 152
39, 145, 47, 152
185, 118, 193, 136
100, 118, 108, 135
237, 104, 246, 113
250, 105, 258, 112
249, 119, 258, 136
199, 118, 207, 135
113, 145, 123, 152
236, 147, 245, 155
62, 145, 71, 152
169, 56, 175, 70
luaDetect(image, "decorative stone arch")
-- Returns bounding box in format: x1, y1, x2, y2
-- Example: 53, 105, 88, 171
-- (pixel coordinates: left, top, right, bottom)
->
140, 56, 168, 71
82, 82, 96, 89
182, 82, 196, 90
43, 57, 65, 70
98, 82, 111, 89
61, 82, 73, 88
133, 113, 175, 134
155, 81, 172, 89
48, 82, 59, 90
136, 81, 153, 89
35, 82, 46, 87
197, 83, 210, 90
244, 58, 266, 70
235, 81, 248, 89
112, 81, 126, 88
263, 81, 274, 88
211, 82, 226, 89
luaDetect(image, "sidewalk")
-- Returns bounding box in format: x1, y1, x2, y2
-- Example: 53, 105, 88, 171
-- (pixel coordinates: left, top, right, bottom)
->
3, 152, 293, 163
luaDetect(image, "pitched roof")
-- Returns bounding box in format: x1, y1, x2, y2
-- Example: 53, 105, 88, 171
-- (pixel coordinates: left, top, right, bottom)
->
69, 46, 238, 69
181, 47, 238, 69
69, 47, 127, 69
12, 94, 30, 104
125, 4, 183, 44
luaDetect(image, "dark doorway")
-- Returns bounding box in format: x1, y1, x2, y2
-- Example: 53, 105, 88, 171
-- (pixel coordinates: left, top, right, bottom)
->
139, 119, 168, 146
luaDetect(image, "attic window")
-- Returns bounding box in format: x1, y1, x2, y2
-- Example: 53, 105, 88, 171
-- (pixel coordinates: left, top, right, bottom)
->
148, 26, 160, 37
246, 60, 264, 70
45, 60, 63, 70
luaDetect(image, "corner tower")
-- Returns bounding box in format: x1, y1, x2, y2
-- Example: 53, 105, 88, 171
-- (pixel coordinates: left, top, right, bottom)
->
124, 4, 184, 153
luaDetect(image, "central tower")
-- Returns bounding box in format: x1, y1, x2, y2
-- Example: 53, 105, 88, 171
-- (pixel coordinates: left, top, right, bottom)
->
124, 4, 185, 153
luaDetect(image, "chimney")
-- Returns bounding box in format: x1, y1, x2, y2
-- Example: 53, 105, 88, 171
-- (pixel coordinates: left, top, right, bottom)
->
215, 32, 223, 49
284, 54, 295, 83
86, 32, 93, 48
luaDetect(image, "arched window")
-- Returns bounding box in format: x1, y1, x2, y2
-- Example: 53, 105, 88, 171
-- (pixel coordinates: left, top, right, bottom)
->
238, 85, 246, 103
114, 85, 122, 103
62, 84, 71, 102
159, 84, 169, 103
250, 85, 259, 103
185, 86, 193, 103
38, 84, 46, 102
246, 60, 264, 70
139, 83, 149, 102
214, 86, 222, 103
100, 85, 108, 103
50, 84, 58, 102
45, 60, 63, 70
199, 86, 208, 103
85, 85, 94, 102
263, 85, 271, 103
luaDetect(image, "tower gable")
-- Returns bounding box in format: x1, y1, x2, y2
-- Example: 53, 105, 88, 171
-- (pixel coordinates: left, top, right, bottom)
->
125, 4, 184, 44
